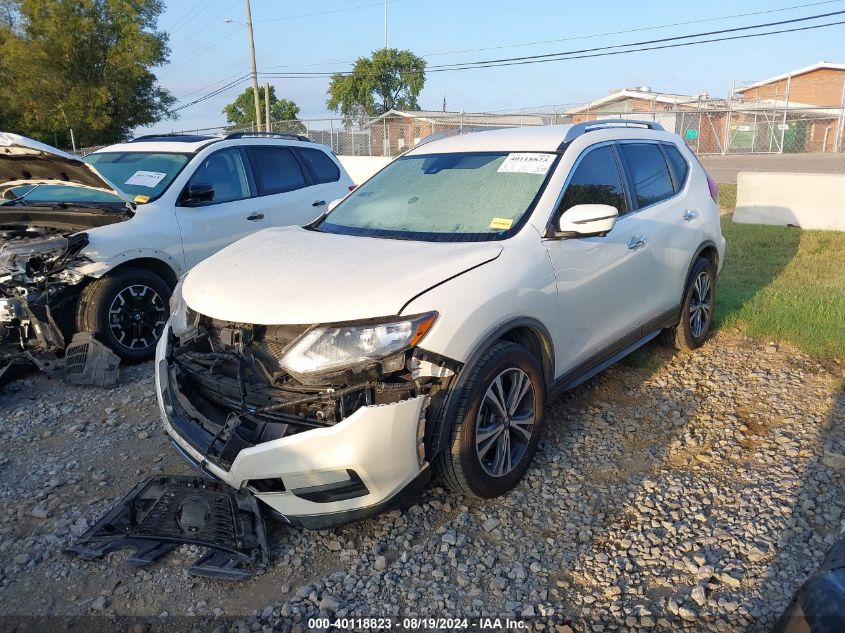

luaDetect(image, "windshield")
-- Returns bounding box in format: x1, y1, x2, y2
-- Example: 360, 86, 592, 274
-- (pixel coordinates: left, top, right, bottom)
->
86, 151, 191, 200
3, 183, 124, 205
316, 151, 557, 242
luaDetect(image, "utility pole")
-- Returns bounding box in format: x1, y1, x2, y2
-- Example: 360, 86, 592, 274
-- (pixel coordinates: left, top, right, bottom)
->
384, 0, 388, 48
264, 81, 271, 132
244, 0, 262, 131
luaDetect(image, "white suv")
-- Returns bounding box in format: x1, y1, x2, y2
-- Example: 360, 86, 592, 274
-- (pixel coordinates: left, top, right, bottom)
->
0, 132, 353, 368
157, 121, 725, 527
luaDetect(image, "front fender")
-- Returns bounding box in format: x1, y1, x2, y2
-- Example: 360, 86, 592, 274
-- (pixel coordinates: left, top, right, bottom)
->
69, 248, 184, 279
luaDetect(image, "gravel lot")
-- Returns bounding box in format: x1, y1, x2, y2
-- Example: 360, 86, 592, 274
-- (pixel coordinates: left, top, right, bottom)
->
0, 329, 843, 632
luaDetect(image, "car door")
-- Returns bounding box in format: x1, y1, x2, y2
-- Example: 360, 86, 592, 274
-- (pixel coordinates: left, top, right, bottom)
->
175, 146, 269, 268
543, 143, 652, 374
293, 146, 351, 213
244, 145, 326, 227
616, 141, 700, 321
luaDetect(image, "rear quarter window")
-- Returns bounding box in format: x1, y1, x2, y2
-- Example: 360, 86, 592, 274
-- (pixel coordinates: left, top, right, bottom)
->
663, 144, 690, 190
295, 147, 340, 184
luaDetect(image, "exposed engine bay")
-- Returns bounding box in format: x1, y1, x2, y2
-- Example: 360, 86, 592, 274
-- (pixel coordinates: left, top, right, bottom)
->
164, 313, 461, 470
0, 206, 130, 381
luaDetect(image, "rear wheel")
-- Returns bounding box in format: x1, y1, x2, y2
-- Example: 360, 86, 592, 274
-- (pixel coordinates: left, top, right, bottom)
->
663, 256, 716, 350
434, 341, 545, 498
75, 267, 170, 362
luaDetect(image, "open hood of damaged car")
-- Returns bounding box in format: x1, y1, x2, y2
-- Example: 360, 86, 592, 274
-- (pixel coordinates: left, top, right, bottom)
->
0, 132, 132, 204
182, 226, 503, 324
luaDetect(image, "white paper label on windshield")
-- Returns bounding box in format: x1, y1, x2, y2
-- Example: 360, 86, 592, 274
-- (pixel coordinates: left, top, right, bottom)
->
497, 153, 555, 175
124, 170, 167, 188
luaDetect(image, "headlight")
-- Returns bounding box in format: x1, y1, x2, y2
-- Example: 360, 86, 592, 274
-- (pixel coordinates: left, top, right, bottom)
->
168, 276, 197, 339
0, 236, 68, 273
279, 312, 437, 378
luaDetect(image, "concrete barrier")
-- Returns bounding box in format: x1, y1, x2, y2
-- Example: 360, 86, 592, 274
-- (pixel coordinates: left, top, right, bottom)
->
336, 156, 393, 185
734, 171, 845, 231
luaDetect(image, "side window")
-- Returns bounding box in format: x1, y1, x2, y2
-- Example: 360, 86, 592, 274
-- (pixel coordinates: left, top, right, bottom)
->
663, 144, 690, 190
246, 146, 307, 195
295, 147, 340, 184
558, 145, 628, 217
618, 143, 674, 208
187, 148, 250, 204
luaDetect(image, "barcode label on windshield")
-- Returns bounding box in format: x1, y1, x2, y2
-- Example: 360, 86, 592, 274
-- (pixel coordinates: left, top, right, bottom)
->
497, 153, 555, 175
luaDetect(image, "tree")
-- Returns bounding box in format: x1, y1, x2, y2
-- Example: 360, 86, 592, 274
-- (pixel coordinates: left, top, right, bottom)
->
222, 85, 303, 133
0, 0, 174, 148
326, 48, 426, 125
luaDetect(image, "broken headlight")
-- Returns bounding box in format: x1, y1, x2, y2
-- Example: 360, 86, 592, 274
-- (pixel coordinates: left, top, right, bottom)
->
168, 276, 197, 339
0, 236, 69, 274
279, 312, 437, 378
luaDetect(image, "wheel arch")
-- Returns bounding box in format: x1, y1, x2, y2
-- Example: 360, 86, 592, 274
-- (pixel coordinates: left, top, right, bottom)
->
684, 240, 719, 295
426, 317, 555, 459
105, 257, 179, 290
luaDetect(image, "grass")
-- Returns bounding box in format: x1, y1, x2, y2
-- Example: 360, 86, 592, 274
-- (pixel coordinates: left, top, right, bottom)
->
715, 215, 845, 358
718, 182, 737, 211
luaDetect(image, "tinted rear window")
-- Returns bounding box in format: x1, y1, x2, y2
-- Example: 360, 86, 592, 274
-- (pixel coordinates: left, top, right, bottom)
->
246, 146, 306, 195
663, 144, 690, 190
618, 143, 674, 208
296, 147, 340, 184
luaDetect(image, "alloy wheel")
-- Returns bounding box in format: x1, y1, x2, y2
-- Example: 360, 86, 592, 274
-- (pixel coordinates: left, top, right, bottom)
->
689, 270, 712, 339
475, 367, 536, 477
107, 284, 167, 351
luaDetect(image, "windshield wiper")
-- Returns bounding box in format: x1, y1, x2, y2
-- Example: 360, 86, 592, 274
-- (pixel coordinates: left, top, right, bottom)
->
49, 201, 121, 212
0, 184, 41, 206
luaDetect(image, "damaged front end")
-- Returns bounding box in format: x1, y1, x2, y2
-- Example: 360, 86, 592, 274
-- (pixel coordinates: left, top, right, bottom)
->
0, 227, 91, 379
159, 304, 460, 526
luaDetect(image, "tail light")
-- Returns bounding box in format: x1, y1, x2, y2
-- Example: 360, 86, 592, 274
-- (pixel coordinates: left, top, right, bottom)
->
706, 173, 719, 203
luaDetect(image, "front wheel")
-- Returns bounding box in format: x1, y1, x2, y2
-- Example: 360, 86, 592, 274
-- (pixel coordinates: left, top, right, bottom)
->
434, 341, 545, 498
663, 256, 716, 350
75, 267, 171, 362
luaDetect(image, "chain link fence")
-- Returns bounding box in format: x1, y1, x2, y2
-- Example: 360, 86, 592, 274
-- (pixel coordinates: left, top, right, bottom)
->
77, 104, 845, 173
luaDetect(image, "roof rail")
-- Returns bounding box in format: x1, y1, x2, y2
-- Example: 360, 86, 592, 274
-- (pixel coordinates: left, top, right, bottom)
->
561, 119, 665, 146
129, 134, 214, 143
221, 131, 311, 142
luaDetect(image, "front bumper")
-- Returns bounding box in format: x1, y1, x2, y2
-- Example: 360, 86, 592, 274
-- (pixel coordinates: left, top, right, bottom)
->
154, 326, 431, 527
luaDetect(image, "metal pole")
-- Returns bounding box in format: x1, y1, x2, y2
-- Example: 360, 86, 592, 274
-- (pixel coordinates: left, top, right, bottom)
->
779, 74, 791, 154
69, 128, 76, 153
264, 82, 271, 132
722, 83, 733, 155
384, 0, 388, 48
835, 78, 845, 153
244, 0, 262, 132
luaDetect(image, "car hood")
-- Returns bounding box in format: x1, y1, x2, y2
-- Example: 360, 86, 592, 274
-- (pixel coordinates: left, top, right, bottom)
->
182, 226, 503, 324
0, 132, 132, 205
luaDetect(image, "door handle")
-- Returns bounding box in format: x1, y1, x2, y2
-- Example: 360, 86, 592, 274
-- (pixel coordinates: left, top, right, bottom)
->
312, 200, 326, 207
628, 235, 647, 250
246, 212, 264, 221
683, 209, 699, 222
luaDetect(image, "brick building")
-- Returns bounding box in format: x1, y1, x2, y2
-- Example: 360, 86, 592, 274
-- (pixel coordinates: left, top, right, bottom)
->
365, 110, 548, 156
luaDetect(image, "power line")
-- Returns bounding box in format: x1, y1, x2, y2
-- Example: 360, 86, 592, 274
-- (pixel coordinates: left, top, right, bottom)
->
259, 0, 843, 70
174, 70, 252, 101
421, 0, 844, 58
170, 75, 252, 114
255, 0, 407, 24
257, 9, 845, 77
165, 0, 218, 36
160, 30, 239, 78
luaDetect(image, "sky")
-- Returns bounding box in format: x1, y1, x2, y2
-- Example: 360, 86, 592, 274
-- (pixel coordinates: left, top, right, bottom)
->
140, 0, 845, 134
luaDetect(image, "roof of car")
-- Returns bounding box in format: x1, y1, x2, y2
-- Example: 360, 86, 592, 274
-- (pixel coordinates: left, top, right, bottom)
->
405, 120, 669, 154
91, 132, 316, 155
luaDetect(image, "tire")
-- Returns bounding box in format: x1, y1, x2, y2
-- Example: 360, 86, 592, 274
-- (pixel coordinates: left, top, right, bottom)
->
434, 341, 545, 498
75, 267, 171, 362
663, 256, 716, 351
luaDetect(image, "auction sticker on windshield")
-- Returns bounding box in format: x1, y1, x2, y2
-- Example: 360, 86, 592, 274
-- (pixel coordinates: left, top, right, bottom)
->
497, 153, 555, 175
125, 170, 167, 188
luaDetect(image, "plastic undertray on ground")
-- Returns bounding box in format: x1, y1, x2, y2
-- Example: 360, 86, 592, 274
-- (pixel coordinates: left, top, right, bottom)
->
64, 476, 270, 580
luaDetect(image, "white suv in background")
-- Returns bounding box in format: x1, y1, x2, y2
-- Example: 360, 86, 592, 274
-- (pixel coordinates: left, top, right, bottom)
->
157, 121, 725, 527
0, 132, 354, 367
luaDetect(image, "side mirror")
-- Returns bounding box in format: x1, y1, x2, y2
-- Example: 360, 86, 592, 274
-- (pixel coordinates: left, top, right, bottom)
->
180, 182, 215, 207
327, 198, 343, 212
556, 204, 618, 238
